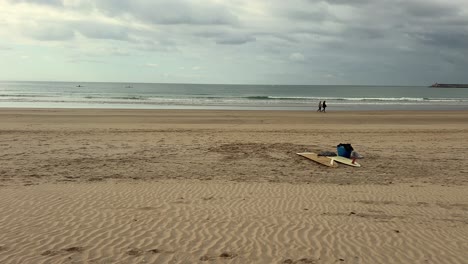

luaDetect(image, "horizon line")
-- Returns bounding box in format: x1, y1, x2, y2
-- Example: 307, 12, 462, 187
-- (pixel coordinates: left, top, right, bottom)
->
0, 80, 429, 87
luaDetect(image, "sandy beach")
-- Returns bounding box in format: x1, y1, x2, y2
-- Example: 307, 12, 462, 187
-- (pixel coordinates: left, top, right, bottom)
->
1, 109, 467, 263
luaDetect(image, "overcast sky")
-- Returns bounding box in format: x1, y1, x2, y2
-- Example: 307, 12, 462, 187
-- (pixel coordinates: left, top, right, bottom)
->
1, 0, 467, 85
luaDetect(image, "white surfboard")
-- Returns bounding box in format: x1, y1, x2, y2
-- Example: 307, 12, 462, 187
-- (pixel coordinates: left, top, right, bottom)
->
331, 156, 361, 167
297, 152, 338, 168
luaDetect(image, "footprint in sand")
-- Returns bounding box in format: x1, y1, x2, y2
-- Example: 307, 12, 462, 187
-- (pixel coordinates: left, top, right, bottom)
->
126, 249, 143, 256
219, 252, 237, 259
199, 255, 216, 261
63, 247, 84, 253
200, 252, 237, 262
41, 247, 85, 256
283, 258, 317, 264
41, 250, 60, 256
127, 248, 162, 256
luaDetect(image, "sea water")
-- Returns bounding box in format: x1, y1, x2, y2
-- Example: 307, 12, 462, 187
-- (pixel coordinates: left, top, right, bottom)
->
1, 81, 468, 111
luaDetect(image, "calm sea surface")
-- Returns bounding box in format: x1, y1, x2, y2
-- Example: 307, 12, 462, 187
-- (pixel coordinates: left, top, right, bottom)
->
1, 81, 468, 111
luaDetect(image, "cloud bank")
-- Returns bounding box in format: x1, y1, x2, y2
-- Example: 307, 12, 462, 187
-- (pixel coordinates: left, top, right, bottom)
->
1, 0, 467, 84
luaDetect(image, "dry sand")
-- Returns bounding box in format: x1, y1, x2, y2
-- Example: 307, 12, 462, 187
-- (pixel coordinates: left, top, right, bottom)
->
0, 109, 467, 263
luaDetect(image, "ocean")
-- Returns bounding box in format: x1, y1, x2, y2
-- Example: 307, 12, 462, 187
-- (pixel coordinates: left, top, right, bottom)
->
1, 81, 468, 111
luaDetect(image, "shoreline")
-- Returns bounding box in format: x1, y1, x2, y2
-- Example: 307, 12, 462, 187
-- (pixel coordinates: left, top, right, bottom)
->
1, 108, 468, 132
2, 81, 468, 112
1, 103, 468, 111
2, 107, 468, 114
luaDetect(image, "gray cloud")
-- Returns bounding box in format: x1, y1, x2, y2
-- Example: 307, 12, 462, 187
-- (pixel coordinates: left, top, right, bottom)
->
273, 2, 333, 22
3, 0, 468, 84
195, 30, 256, 45
8, 0, 63, 7
216, 35, 255, 45
93, 0, 239, 26
21, 21, 134, 42
285, 9, 330, 22
67, 58, 106, 64
318, 0, 371, 6
25, 23, 74, 41
412, 30, 468, 50
401, 0, 459, 17
73, 21, 130, 41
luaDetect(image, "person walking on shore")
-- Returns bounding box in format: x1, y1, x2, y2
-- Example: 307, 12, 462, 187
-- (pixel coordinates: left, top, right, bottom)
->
317, 101, 322, 112
322, 101, 327, 112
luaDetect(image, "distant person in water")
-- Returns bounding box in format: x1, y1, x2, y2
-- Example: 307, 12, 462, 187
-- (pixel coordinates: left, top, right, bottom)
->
317, 101, 322, 112
322, 101, 327, 112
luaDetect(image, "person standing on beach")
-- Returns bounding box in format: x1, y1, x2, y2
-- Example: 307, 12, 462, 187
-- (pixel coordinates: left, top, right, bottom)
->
322, 101, 327, 112
317, 101, 322, 112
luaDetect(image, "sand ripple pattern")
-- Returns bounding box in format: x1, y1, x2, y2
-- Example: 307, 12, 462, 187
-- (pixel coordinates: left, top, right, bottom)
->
0, 181, 467, 263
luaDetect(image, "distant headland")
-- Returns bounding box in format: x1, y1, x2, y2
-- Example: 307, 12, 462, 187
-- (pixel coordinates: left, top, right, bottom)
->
430, 83, 468, 88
